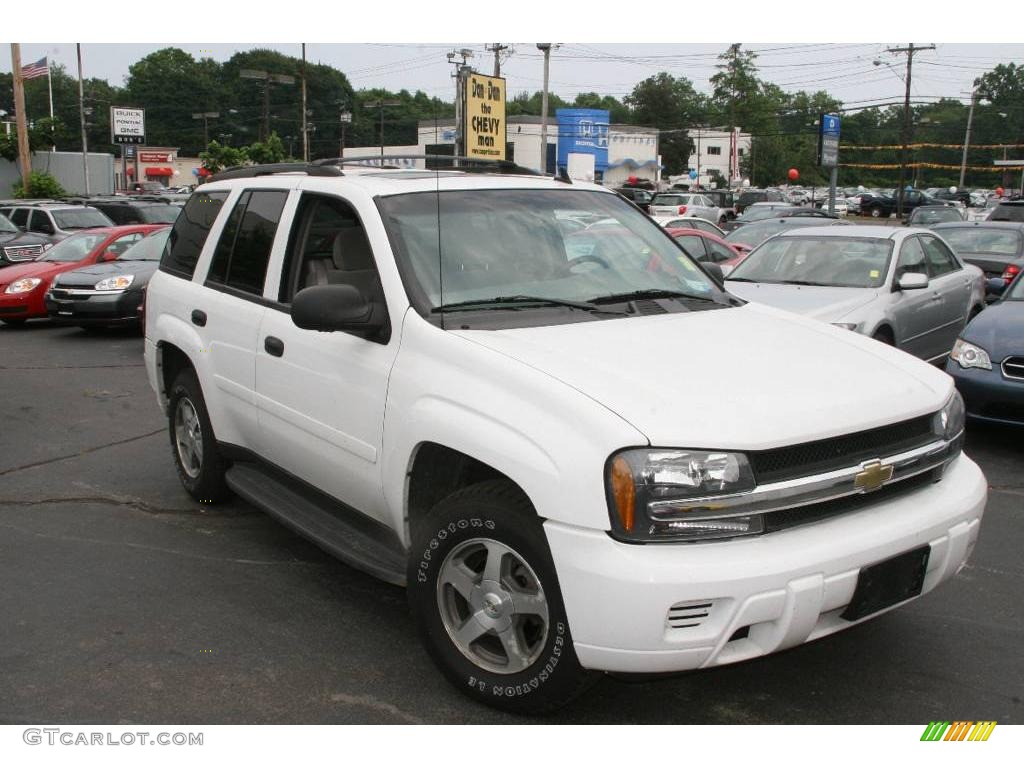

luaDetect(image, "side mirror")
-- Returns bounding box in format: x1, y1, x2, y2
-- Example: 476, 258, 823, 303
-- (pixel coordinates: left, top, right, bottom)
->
101, 251, 118, 262
986, 277, 1007, 295
897, 272, 929, 290
292, 283, 388, 339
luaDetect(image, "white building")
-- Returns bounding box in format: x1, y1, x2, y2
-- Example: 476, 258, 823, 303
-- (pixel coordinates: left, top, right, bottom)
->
685, 128, 752, 187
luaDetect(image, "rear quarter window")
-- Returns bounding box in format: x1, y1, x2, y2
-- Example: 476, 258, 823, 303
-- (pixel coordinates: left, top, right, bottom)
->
160, 191, 229, 279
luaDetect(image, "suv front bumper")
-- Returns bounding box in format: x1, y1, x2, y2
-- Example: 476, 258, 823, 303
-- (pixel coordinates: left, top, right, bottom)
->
544, 454, 986, 674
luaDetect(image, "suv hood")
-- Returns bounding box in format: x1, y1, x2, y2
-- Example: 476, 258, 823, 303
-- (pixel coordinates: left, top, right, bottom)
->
724, 282, 878, 321
454, 303, 950, 450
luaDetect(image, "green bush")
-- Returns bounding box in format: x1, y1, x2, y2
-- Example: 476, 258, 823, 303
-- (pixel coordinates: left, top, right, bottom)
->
13, 171, 66, 199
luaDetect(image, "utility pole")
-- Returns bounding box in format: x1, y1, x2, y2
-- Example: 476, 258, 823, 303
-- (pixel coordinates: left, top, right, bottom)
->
447, 48, 474, 163
77, 43, 90, 194
486, 43, 511, 77
240, 69, 296, 142
885, 43, 935, 217
364, 99, 400, 162
537, 44, 553, 175
959, 88, 986, 189
301, 44, 309, 162
10, 44, 32, 196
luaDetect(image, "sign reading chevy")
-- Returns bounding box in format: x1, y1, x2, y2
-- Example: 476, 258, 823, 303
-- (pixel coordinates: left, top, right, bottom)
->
464, 74, 506, 161
111, 107, 146, 145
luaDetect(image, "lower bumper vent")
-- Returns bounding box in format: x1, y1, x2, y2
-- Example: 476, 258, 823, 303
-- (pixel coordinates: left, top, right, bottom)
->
666, 599, 715, 629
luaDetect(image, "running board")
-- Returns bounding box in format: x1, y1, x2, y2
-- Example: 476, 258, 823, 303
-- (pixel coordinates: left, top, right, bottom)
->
225, 462, 407, 586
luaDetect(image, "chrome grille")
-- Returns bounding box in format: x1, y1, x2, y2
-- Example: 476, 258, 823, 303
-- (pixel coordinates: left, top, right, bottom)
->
1002, 356, 1024, 381
3, 244, 44, 261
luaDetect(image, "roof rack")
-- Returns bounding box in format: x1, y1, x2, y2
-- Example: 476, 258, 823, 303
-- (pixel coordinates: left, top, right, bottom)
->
311, 154, 545, 177
208, 162, 344, 182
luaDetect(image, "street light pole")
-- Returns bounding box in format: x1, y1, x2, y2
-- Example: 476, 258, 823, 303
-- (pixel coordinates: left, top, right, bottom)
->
76, 43, 90, 195
364, 100, 399, 162
191, 111, 219, 148
338, 110, 352, 158
883, 43, 935, 217
959, 89, 983, 189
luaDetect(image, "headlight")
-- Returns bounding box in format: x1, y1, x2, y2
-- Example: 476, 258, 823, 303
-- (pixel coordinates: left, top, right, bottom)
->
831, 322, 859, 331
41, 243, 54, 252
4, 277, 42, 294
607, 449, 758, 543
950, 338, 991, 370
95, 274, 134, 291
933, 390, 966, 442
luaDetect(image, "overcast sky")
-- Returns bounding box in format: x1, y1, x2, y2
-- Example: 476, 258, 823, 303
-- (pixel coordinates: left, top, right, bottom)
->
2, 42, 1021, 114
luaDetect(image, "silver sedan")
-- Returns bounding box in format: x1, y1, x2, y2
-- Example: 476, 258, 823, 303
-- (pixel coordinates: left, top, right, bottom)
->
724, 225, 987, 363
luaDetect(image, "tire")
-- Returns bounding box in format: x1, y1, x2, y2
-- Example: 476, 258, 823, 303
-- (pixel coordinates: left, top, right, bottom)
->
0, 318, 26, 326
407, 479, 596, 714
869, 207, 883, 219
167, 368, 231, 504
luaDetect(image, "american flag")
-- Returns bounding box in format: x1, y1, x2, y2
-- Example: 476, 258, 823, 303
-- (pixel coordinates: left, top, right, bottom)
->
21, 57, 49, 80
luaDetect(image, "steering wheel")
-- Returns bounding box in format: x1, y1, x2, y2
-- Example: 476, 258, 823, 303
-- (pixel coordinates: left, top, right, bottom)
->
567, 254, 611, 270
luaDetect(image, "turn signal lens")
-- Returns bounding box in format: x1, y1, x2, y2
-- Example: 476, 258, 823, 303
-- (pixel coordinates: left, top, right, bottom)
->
609, 456, 636, 533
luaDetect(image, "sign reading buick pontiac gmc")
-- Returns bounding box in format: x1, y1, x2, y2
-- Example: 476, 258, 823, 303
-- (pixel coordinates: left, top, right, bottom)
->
464, 73, 506, 161
110, 107, 146, 144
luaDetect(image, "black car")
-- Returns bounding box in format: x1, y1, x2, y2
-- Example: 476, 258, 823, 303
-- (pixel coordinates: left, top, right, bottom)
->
988, 200, 1024, 223
613, 187, 653, 212
721, 205, 836, 232
932, 221, 1024, 294
859, 189, 953, 218
45, 227, 170, 328
0, 212, 55, 268
79, 198, 181, 225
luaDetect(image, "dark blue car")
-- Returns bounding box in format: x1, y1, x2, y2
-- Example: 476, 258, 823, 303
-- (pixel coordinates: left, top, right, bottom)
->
946, 273, 1024, 426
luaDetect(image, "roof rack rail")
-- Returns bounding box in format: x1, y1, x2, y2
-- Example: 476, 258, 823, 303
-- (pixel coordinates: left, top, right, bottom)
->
208, 163, 344, 182
311, 154, 545, 177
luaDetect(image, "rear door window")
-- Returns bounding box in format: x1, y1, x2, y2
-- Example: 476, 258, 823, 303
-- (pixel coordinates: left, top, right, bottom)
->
28, 210, 55, 235
205, 190, 288, 296
160, 191, 229, 279
921, 235, 960, 277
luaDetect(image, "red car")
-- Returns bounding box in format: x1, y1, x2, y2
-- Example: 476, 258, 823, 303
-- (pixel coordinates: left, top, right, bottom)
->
0, 225, 164, 326
666, 227, 748, 274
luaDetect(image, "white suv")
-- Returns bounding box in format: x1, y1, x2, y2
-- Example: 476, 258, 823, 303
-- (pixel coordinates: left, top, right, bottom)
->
145, 160, 986, 714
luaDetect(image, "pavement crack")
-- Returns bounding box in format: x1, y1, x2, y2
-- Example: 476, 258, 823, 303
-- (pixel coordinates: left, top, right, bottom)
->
0, 521, 323, 567
0, 496, 203, 517
0, 429, 164, 477
989, 485, 1024, 497
0, 363, 146, 370
327, 692, 424, 724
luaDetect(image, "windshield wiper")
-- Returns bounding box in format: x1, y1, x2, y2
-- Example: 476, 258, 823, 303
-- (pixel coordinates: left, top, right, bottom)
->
431, 295, 628, 315
586, 288, 720, 304
723, 276, 757, 282
778, 279, 826, 286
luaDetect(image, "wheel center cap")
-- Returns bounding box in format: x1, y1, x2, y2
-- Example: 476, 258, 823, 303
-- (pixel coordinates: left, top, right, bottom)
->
483, 592, 504, 617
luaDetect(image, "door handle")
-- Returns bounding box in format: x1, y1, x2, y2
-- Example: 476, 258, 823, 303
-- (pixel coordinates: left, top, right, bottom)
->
191, 309, 207, 327
264, 336, 284, 357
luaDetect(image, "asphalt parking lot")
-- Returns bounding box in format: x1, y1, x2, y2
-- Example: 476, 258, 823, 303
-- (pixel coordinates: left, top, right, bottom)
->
1, 321, 1021, 725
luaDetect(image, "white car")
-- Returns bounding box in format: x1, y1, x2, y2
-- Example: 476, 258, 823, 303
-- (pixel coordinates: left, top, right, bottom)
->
144, 162, 985, 714
649, 192, 725, 223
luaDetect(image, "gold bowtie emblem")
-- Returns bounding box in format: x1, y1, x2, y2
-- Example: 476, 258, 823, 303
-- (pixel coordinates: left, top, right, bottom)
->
854, 460, 894, 493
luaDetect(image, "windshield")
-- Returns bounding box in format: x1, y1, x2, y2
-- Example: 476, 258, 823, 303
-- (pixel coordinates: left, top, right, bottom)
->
138, 205, 181, 224
990, 204, 1024, 223
651, 194, 690, 206
52, 208, 113, 230
378, 189, 721, 317
739, 206, 790, 222
40, 232, 107, 262
1007, 273, 1024, 300
940, 227, 1022, 255
728, 236, 894, 289
117, 228, 170, 261
0, 213, 17, 233
910, 208, 962, 225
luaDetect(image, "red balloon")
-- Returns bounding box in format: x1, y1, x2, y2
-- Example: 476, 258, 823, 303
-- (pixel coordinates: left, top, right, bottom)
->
627, 175, 638, 184
996, 187, 1005, 196
788, 168, 800, 181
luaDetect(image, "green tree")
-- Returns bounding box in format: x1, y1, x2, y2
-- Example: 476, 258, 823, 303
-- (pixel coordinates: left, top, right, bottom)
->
625, 73, 705, 174
12, 171, 65, 198
199, 140, 248, 174
246, 131, 287, 164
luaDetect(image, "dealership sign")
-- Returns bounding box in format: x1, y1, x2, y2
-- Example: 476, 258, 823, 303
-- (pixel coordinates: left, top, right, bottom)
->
140, 151, 174, 163
818, 112, 840, 168
556, 109, 610, 172
464, 73, 506, 161
110, 107, 146, 145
